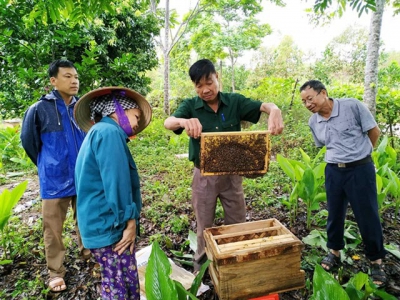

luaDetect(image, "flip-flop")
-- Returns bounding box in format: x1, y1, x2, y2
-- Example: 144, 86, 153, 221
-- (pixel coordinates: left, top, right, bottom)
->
320, 252, 341, 271
48, 277, 67, 292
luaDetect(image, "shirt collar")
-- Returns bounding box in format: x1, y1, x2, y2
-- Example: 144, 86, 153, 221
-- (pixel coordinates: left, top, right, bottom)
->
53, 90, 78, 104
100, 116, 129, 141
194, 92, 227, 110
316, 98, 338, 122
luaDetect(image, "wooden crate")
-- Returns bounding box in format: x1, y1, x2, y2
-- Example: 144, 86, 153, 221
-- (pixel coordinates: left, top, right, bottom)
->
200, 131, 270, 176
204, 219, 305, 300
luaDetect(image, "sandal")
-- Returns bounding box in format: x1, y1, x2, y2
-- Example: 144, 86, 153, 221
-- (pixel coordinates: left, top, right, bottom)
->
370, 263, 387, 288
48, 277, 67, 292
320, 252, 341, 271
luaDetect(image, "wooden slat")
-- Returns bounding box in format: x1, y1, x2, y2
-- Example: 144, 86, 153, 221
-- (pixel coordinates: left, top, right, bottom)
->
217, 234, 295, 252
212, 225, 282, 241
201, 130, 270, 136
205, 219, 277, 236
213, 242, 303, 263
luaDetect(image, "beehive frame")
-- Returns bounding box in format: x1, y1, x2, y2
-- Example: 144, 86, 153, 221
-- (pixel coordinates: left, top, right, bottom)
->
200, 131, 271, 176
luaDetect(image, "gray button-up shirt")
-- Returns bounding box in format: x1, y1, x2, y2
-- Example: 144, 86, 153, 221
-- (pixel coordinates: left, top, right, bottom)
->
309, 98, 377, 163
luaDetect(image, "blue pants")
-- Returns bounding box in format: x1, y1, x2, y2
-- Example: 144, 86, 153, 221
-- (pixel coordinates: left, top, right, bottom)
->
325, 162, 386, 261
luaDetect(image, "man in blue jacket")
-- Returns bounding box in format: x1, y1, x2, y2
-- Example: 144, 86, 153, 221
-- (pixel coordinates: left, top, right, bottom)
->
20, 59, 88, 292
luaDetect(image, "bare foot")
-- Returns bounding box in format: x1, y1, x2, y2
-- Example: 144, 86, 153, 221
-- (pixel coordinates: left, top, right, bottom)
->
48, 277, 66, 292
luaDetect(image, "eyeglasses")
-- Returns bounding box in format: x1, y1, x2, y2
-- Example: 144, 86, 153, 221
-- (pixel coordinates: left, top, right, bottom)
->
302, 91, 320, 105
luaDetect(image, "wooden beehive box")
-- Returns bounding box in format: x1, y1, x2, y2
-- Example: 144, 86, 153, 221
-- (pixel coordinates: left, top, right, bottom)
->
204, 219, 305, 300
200, 131, 271, 176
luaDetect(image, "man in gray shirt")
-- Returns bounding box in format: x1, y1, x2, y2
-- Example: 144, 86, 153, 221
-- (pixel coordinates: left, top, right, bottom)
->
300, 80, 386, 288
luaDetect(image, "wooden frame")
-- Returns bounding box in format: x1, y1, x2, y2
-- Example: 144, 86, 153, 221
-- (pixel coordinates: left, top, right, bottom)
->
200, 131, 271, 176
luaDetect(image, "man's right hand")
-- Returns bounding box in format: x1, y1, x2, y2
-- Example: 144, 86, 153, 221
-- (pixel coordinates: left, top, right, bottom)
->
180, 118, 202, 139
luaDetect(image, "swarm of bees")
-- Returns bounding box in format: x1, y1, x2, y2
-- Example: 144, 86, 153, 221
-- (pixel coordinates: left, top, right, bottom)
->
200, 131, 270, 176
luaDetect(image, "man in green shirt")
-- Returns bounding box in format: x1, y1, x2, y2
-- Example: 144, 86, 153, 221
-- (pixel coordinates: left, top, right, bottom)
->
164, 59, 284, 271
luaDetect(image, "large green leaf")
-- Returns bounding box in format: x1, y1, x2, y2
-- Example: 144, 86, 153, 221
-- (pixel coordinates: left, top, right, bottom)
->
301, 168, 315, 200
174, 281, 198, 300
312, 146, 326, 166
313, 162, 327, 179
277, 154, 295, 181
299, 148, 311, 166
0, 181, 28, 231
311, 265, 350, 300
345, 282, 364, 300
145, 242, 178, 300
349, 272, 369, 290
302, 230, 328, 251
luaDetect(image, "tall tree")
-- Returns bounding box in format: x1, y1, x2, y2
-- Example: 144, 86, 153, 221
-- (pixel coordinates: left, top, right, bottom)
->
0, 0, 159, 117
149, 0, 204, 114
310, 0, 400, 117
363, 0, 384, 116
187, 1, 273, 92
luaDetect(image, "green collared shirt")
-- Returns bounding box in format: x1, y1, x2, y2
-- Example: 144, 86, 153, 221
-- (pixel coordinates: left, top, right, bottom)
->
172, 92, 262, 166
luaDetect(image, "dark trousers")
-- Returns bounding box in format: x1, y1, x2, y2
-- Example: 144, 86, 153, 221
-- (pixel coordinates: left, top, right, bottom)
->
325, 162, 386, 261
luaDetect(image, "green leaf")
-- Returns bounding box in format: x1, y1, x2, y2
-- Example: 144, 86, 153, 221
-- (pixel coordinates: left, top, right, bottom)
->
384, 244, 400, 259
170, 250, 193, 260
312, 265, 350, 300
277, 154, 295, 181
301, 168, 315, 199
372, 288, 398, 300
0, 260, 13, 265
314, 192, 327, 203
349, 272, 369, 290
344, 282, 364, 300
300, 148, 311, 166
190, 260, 210, 295
313, 162, 327, 179
302, 230, 327, 250
188, 230, 197, 253
0, 181, 28, 231
145, 242, 178, 300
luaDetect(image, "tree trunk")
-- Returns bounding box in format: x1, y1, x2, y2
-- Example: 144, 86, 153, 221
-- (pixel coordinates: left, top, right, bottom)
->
229, 50, 235, 92
363, 0, 384, 117
219, 60, 223, 92
163, 0, 170, 115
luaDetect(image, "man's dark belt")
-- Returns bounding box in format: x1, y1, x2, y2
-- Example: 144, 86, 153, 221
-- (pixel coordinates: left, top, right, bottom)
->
328, 156, 372, 168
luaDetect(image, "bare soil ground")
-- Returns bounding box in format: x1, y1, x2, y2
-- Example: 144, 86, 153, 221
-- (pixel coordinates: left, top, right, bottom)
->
0, 174, 399, 300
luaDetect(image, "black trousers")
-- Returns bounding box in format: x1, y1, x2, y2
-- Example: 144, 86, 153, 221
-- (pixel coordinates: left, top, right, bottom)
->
325, 162, 386, 261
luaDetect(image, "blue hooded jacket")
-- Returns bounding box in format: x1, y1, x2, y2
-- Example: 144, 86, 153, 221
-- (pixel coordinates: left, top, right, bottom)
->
20, 90, 86, 199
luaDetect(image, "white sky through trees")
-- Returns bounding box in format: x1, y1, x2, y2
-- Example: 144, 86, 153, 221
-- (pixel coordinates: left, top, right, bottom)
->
165, 1, 400, 64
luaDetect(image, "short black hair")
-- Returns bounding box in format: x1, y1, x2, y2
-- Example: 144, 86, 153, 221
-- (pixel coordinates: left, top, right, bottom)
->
48, 59, 76, 78
299, 80, 327, 95
188, 59, 216, 85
